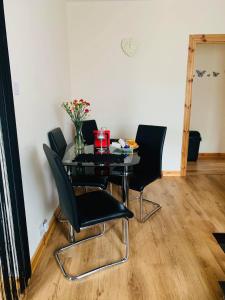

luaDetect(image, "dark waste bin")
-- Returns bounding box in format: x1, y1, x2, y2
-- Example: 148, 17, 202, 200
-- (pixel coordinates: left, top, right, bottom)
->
188, 131, 202, 161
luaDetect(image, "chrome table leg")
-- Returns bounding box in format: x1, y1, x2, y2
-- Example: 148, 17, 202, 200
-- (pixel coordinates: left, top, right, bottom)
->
122, 166, 129, 243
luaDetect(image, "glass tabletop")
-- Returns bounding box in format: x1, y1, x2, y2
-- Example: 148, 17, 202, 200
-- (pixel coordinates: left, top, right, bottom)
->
62, 144, 140, 167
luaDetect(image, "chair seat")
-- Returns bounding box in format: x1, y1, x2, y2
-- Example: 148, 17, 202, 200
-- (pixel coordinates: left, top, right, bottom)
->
71, 175, 108, 189
109, 172, 160, 192
77, 190, 133, 228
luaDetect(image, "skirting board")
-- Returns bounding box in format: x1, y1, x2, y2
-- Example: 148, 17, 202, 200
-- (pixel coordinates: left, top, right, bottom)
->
31, 207, 60, 273
199, 153, 225, 159
162, 171, 181, 176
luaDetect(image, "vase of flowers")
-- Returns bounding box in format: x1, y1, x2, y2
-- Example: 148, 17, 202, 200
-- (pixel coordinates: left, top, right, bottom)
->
62, 99, 90, 151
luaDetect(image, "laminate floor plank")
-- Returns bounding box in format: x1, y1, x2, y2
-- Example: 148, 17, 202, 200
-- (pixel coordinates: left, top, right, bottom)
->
24, 176, 225, 300
187, 158, 225, 175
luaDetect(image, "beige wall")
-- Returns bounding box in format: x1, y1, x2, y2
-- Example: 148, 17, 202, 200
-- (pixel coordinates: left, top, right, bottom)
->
191, 44, 225, 153
66, 0, 225, 171
4, 0, 70, 256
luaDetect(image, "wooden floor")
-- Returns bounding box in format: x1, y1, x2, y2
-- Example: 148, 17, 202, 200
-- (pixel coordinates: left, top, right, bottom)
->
187, 158, 225, 175
24, 176, 225, 300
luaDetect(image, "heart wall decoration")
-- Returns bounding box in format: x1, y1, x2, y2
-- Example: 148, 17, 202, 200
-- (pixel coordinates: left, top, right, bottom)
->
121, 38, 138, 57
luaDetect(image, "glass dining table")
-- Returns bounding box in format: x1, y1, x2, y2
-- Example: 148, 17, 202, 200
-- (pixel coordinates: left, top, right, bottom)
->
62, 144, 140, 207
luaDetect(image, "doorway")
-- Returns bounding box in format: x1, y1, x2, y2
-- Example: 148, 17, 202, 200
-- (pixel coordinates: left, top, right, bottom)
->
181, 34, 225, 176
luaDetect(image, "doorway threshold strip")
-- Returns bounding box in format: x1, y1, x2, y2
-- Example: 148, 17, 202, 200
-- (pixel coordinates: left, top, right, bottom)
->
213, 233, 225, 297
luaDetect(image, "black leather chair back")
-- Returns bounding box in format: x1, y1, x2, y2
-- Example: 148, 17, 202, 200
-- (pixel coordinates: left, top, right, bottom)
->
135, 125, 167, 177
48, 128, 67, 159
82, 120, 98, 145
43, 144, 80, 232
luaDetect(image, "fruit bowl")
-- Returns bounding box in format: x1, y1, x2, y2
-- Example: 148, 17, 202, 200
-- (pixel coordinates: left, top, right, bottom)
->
126, 139, 139, 150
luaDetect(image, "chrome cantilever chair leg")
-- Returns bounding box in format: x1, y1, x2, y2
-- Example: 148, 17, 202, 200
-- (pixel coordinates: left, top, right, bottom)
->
109, 182, 113, 195
55, 219, 129, 281
68, 222, 106, 243
68, 224, 76, 243
139, 191, 161, 223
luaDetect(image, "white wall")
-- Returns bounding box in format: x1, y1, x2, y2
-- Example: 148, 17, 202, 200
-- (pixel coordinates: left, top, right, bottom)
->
190, 44, 225, 153
66, 0, 225, 171
4, 0, 70, 257
3, 0, 225, 258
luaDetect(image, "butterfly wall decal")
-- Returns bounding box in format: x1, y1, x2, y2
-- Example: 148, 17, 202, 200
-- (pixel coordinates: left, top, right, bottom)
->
196, 70, 206, 77
213, 71, 220, 77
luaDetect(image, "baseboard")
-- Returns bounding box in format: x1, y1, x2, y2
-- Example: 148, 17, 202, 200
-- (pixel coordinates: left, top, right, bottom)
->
162, 170, 181, 177
199, 153, 225, 159
31, 207, 60, 273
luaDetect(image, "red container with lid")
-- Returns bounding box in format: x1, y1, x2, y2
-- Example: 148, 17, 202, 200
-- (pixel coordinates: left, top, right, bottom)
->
93, 130, 110, 149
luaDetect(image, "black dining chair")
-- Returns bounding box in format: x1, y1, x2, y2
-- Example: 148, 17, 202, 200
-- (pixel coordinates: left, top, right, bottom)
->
82, 119, 98, 145
109, 124, 167, 223
43, 144, 133, 281
48, 127, 67, 159
48, 127, 108, 190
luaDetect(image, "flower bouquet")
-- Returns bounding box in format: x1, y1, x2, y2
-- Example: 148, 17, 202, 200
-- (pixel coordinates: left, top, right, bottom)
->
62, 99, 90, 150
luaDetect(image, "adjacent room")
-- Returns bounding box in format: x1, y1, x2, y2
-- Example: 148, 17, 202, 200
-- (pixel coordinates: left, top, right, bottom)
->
187, 43, 225, 176
1, 1, 225, 300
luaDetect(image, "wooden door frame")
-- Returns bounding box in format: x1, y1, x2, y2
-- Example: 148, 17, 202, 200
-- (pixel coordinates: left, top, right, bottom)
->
181, 34, 225, 176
